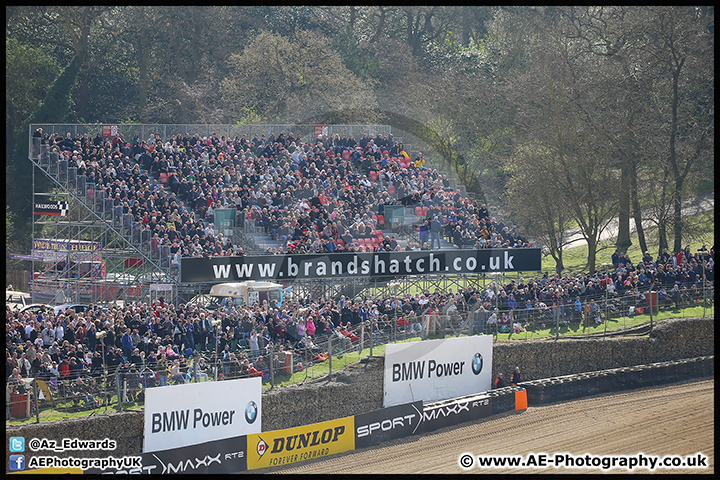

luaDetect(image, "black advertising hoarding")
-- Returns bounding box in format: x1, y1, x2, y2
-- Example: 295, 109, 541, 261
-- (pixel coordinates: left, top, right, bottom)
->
354, 401, 424, 449
34, 201, 69, 216
180, 248, 541, 283
85, 435, 247, 475
419, 394, 493, 434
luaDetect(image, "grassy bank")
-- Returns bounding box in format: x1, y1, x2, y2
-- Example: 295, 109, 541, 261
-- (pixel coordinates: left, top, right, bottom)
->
542, 211, 714, 274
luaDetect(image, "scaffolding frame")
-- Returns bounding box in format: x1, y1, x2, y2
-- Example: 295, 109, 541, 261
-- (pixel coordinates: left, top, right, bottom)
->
24, 123, 394, 307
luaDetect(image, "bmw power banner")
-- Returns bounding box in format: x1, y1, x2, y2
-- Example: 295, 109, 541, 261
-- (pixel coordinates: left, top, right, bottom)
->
143, 377, 261, 453
383, 336, 493, 407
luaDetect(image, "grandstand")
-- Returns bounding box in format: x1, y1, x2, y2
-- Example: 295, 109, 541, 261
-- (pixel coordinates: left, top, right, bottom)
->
8, 123, 713, 430
23, 123, 532, 306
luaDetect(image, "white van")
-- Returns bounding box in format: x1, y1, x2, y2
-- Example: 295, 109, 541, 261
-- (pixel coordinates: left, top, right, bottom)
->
188, 281, 284, 310
6, 290, 32, 310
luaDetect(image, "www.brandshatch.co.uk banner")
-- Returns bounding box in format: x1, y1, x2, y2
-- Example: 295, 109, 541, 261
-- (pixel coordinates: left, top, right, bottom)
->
180, 249, 542, 283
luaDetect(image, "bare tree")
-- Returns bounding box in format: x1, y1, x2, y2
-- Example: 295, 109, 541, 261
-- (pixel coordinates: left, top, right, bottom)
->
648, 7, 714, 253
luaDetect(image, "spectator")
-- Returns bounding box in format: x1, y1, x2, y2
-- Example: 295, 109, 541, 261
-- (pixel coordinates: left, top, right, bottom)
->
511, 367, 522, 385
157, 352, 169, 386
72, 378, 99, 409
121, 328, 134, 360
254, 355, 270, 377
170, 360, 185, 384
221, 344, 232, 378
429, 214, 443, 250
125, 364, 141, 402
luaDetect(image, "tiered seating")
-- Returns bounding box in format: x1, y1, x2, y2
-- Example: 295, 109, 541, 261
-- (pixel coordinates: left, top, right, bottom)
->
38, 128, 532, 261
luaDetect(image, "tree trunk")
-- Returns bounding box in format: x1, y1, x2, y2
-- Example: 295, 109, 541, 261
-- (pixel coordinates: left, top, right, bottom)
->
77, 58, 91, 120
552, 251, 564, 275
615, 162, 632, 252
586, 236, 597, 274
672, 178, 683, 253
628, 159, 648, 254
657, 220, 669, 256
137, 28, 149, 122
460, 6, 472, 46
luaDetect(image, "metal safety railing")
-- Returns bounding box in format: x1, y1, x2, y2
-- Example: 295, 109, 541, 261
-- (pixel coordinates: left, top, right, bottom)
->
8, 281, 713, 424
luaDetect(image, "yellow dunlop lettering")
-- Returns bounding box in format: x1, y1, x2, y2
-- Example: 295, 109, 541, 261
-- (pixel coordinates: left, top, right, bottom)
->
247, 417, 354, 470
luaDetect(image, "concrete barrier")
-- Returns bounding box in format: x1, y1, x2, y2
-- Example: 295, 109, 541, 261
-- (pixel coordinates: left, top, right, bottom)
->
521, 356, 714, 405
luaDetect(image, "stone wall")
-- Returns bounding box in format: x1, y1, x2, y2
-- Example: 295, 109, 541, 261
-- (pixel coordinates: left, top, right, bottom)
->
491, 316, 714, 381
6, 317, 713, 464
262, 355, 385, 431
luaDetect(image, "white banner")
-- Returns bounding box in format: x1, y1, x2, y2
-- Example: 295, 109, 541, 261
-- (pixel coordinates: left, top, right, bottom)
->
383, 336, 493, 407
143, 377, 261, 453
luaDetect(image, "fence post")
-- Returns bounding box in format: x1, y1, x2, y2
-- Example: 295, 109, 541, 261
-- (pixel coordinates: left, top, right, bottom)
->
360, 323, 365, 354
370, 323, 374, 356
328, 334, 332, 375
117, 377, 123, 410
649, 290, 654, 332
34, 379, 40, 424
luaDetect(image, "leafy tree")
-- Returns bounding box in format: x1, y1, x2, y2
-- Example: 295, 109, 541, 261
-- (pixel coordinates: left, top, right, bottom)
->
8, 52, 85, 252
493, 6, 621, 273
5, 38, 61, 128
220, 30, 377, 124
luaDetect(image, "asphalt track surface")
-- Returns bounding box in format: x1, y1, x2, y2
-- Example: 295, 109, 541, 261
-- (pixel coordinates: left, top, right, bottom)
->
264, 378, 714, 474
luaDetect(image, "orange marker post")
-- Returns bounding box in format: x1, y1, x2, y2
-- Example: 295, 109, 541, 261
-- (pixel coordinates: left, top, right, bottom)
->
515, 389, 528, 411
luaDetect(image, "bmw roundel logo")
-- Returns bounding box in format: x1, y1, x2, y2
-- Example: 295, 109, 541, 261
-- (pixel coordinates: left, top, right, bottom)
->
471, 353, 484, 375
245, 401, 258, 424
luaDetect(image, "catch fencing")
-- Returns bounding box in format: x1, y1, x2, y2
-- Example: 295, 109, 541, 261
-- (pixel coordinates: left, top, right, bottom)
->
7, 281, 713, 425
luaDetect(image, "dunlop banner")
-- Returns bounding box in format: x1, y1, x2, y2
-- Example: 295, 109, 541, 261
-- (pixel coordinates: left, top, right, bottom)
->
246, 417, 354, 470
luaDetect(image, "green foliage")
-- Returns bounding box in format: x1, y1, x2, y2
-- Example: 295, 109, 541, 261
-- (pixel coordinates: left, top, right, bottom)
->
8, 52, 85, 245
234, 106, 262, 125
220, 30, 377, 123
5, 38, 62, 126
336, 30, 380, 80
5, 206, 15, 236
25, 54, 85, 125
253, 5, 321, 36
4, 6, 714, 266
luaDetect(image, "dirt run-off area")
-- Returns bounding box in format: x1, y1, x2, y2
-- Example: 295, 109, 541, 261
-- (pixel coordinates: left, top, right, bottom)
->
265, 378, 714, 475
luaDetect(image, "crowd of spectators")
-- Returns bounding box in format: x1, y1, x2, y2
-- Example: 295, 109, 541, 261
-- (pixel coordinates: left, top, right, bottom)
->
7, 242, 713, 407
10, 128, 713, 416
35, 127, 531, 264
